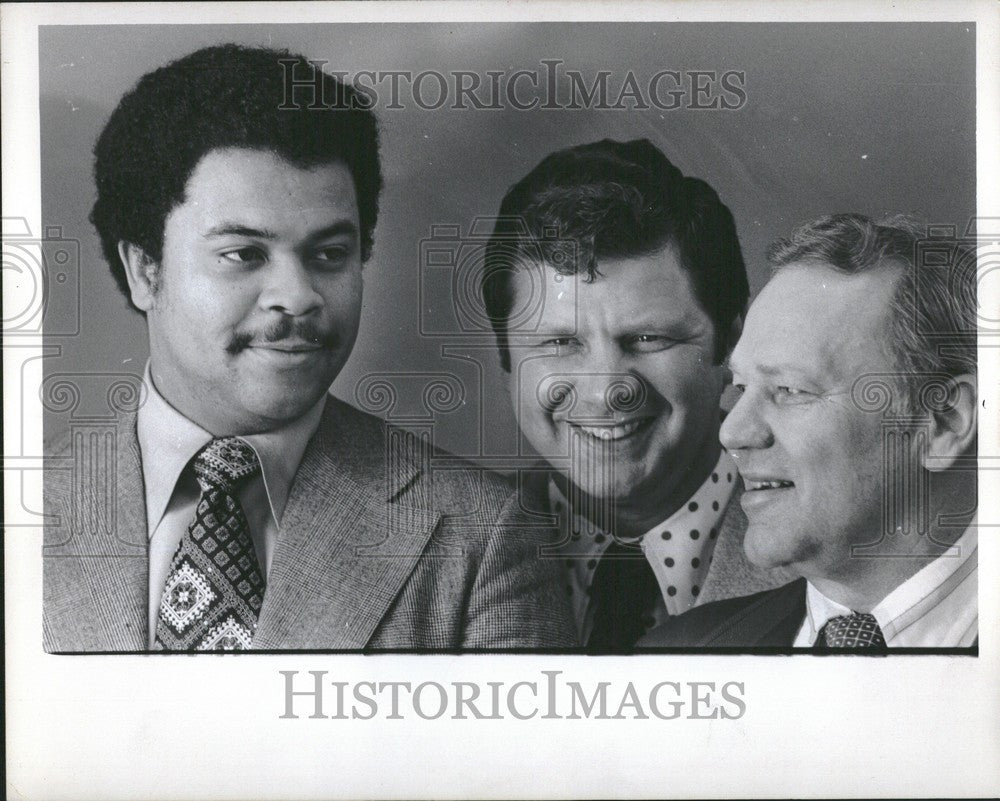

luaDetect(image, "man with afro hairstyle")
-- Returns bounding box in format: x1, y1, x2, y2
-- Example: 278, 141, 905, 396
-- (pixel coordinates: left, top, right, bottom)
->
44, 44, 575, 652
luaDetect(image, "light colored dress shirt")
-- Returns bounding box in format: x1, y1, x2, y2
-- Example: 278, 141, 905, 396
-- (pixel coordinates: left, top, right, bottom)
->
794, 524, 978, 647
549, 448, 739, 643
137, 365, 326, 647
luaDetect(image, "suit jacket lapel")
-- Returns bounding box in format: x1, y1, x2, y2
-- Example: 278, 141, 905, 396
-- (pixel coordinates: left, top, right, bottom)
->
45, 412, 148, 650
253, 398, 440, 649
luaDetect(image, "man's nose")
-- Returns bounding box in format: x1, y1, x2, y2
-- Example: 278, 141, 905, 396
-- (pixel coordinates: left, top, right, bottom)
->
549, 351, 647, 420
720, 390, 774, 452
257, 256, 324, 317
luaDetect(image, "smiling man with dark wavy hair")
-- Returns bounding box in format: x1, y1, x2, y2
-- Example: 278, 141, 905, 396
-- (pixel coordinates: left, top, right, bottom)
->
44, 44, 575, 652
482, 138, 789, 652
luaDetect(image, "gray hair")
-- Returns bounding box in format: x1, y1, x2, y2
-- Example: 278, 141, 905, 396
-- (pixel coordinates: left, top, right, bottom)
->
767, 213, 977, 414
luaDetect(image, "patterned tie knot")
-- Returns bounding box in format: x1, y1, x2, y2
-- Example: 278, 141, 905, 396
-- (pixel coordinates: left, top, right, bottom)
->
193, 437, 260, 492
820, 612, 886, 649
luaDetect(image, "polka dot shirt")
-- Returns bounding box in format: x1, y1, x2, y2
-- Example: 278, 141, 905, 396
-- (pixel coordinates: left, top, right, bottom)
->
549, 449, 739, 644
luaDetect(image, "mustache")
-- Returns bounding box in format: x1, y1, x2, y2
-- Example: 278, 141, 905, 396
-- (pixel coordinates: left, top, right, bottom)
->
226, 317, 339, 354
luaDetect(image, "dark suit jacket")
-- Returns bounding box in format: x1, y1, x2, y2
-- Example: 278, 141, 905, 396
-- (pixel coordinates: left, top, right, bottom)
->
637, 579, 807, 647
43, 396, 577, 651
639, 578, 979, 650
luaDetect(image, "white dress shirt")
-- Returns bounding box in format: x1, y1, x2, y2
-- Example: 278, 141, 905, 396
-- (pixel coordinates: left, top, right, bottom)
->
794, 524, 978, 647
137, 365, 326, 647
549, 448, 739, 643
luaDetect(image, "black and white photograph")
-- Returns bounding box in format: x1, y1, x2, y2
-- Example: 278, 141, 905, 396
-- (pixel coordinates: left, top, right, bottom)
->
4, 2, 998, 798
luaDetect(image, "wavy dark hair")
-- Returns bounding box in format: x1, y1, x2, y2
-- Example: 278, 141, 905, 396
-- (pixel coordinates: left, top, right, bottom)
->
91, 43, 382, 312
481, 138, 749, 371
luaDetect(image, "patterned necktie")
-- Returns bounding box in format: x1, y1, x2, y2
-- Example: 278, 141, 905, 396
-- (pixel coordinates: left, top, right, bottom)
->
587, 540, 661, 652
817, 613, 887, 649
154, 437, 265, 651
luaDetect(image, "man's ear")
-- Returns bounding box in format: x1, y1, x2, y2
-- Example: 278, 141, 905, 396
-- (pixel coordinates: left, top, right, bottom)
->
118, 241, 160, 312
725, 315, 743, 355
719, 314, 743, 383
924, 373, 977, 471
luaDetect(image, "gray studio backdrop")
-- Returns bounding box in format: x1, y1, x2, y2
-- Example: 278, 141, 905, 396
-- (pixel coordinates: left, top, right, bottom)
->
38, 23, 976, 460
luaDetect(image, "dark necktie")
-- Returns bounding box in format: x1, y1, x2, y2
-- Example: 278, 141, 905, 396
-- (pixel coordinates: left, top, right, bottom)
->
587, 539, 661, 652
817, 613, 887, 650
154, 437, 265, 651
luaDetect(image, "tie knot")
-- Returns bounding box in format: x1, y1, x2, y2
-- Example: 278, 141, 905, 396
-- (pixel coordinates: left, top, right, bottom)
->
820, 612, 886, 649
193, 437, 260, 491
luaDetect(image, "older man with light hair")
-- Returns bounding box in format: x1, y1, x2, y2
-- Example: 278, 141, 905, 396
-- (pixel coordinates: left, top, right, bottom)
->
640, 213, 978, 650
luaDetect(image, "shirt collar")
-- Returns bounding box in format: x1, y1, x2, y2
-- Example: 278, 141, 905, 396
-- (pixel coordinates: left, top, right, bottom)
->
637, 448, 738, 610
549, 448, 739, 625
136, 362, 326, 536
872, 522, 977, 639
548, 447, 738, 550
639, 447, 738, 543
803, 522, 978, 641
803, 582, 853, 642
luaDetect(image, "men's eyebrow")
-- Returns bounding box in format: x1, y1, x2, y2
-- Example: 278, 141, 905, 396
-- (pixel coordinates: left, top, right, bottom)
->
204, 223, 279, 239
304, 220, 358, 243
620, 319, 698, 336
532, 327, 577, 337
202, 220, 358, 241
730, 359, 820, 382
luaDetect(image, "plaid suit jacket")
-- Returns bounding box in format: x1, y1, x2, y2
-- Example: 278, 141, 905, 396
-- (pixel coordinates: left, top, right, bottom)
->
43, 396, 578, 651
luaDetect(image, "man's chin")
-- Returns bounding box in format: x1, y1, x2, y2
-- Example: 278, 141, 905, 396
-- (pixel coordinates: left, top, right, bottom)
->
743, 524, 802, 572
247, 361, 338, 399
564, 475, 638, 504
234, 391, 329, 431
